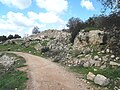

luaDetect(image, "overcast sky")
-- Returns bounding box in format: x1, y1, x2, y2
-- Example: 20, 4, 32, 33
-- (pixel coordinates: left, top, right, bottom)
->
0, 0, 103, 36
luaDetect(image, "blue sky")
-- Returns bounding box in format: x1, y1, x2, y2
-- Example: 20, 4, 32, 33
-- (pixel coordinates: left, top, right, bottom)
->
0, 0, 103, 36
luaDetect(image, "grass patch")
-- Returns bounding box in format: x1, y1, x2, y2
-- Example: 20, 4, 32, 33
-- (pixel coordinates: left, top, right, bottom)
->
14, 56, 27, 68
0, 70, 28, 90
0, 39, 50, 57
70, 66, 120, 90
70, 66, 120, 79
0, 44, 20, 51
0, 44, 42, 57
84, 27, 98, 31
40, 40, 49, 46
0, 53, 28, 90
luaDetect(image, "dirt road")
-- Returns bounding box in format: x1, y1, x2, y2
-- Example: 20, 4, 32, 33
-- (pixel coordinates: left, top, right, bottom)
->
14, 52, 92, 90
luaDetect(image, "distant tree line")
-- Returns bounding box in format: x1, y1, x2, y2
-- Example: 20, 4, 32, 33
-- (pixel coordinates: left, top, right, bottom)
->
0, 34, 21, 42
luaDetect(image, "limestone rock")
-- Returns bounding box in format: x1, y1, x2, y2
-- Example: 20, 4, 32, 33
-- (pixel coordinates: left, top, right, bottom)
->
101, 50, 105, 54
0, 54, 15, 68
34, 43, 42, 51
106, 49, 110, 53
89, 60, 101, 67
100, 65, 107, 69
87, 72, 96, 81
110, 61, 120, 66
73, 30, 104, 50
116, 57, 120, 60
111, 55, 115, 59
94, 74, 110, 86
94, 55, 99, 60
83, 61, 90, 67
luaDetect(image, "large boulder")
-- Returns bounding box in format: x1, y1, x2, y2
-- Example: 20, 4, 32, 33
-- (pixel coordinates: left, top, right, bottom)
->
88, 30, 104, 44
94, 74, 110, 86
73, 30, 104, 50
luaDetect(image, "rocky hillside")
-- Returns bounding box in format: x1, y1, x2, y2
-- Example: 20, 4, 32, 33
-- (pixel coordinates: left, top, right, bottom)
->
24, 30, 120, 68
2, 29, 120, 90
30, 29, 120, 90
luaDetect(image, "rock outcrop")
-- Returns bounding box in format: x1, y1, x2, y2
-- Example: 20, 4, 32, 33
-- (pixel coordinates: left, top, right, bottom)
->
73, 30, 104, 50
29, 30, 71, 41
0, 54, 15, 68
28, 30, 120, 69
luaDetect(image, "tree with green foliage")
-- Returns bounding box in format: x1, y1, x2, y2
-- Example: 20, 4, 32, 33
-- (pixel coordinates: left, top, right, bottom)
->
14, 34, 21, 39
32, 26, 40, 34
0, 35, 7, 42
67, 17, 84, 43
8, 34, 14, 39
98, 0, 120, 56
98, 0, 120, 13
85, 17, 95, 28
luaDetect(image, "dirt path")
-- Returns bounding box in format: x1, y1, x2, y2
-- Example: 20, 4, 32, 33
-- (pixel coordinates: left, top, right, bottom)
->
13, 52, 92, 90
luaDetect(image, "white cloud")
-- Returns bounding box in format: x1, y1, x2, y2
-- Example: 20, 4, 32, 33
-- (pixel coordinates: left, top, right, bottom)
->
0, 0, 68, 36
0, 11, 66, 36
28, 11, 64, 24
0, 0, 32, 9
0, 11, 45, 36
35, 0, 68, 25
0, 0, 11, 6
7, 11, 33, 27
11, 0, 32, 9
80, 0, 94, 10
38, 12, 60, 23
36, 0, 68, 13
28, 11, 39, 20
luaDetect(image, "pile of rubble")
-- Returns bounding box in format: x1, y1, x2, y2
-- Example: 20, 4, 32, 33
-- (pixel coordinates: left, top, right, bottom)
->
0, 54, 15, 68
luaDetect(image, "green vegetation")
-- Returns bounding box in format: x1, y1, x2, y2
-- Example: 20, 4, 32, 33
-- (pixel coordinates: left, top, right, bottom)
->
67, 17, 85, 43
84, 27, 98, 31
0, 44, 42, 56
14, 57, 27, 68
0, 70, 27, 90
70, 66, 120, 89
0, 34, 21, 42
40, 40, 49, 46
0, 39, 51, 57
70, 66, 120, 79
0, 53, 28, 90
